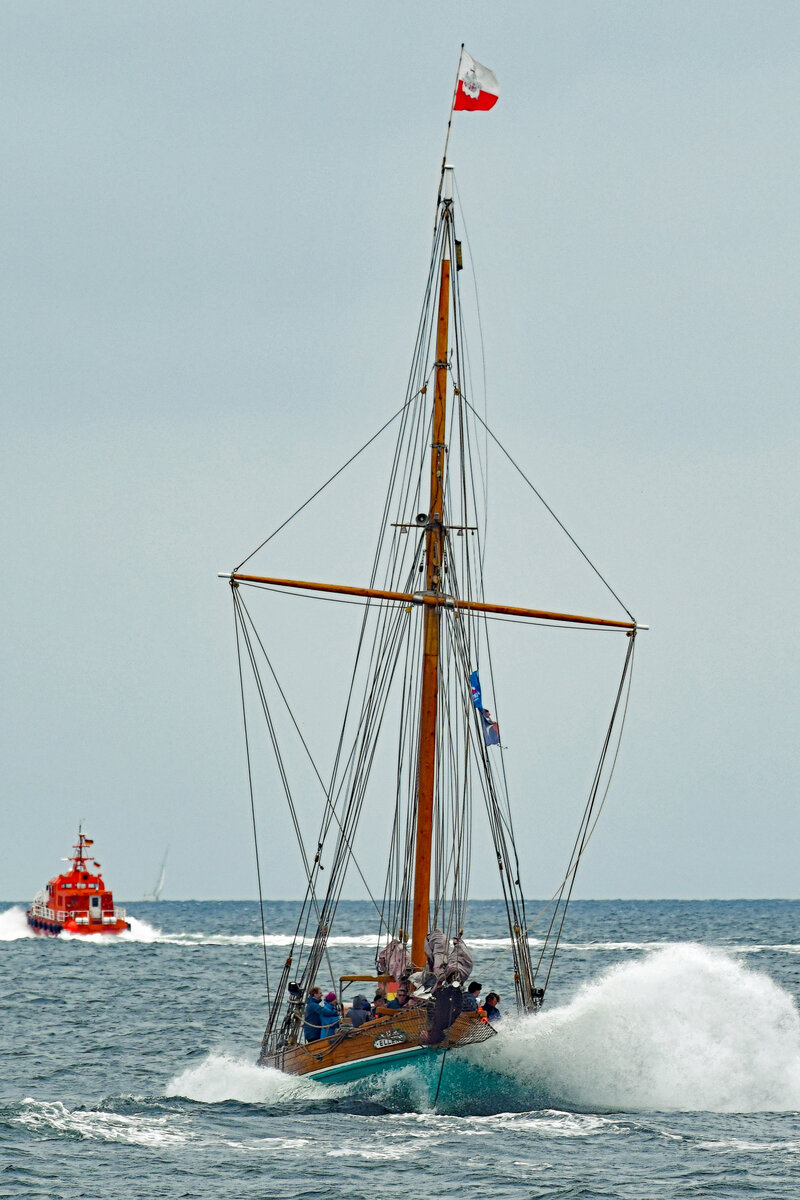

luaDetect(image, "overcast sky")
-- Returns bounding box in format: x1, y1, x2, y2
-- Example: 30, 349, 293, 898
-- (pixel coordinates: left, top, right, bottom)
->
3, 2, 799, 901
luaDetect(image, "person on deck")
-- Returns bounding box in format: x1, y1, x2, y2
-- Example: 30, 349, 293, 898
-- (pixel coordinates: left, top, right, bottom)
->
346, 995, 372, 1027
304, 987, 324, 1042
319, 992, 340, 1038
461, 981, 482, 1012
386, 985, 410, 1010
484, 992, 501, 1022
422, 973, 463, 1045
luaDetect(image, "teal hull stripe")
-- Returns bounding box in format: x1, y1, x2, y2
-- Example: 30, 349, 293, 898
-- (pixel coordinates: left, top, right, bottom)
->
307, 1045, 429, 1083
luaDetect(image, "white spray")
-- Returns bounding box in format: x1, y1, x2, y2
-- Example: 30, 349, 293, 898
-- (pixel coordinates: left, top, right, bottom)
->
478, 943, 800, 1111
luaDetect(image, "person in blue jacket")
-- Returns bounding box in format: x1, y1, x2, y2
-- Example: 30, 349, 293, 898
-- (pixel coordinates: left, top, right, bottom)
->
304, 987, 325, 1042
319, 991, 340, 1038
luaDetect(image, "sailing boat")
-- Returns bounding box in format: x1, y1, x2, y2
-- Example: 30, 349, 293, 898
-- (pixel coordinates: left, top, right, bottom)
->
142, 848, 168, 902
221, 54, 643, 1087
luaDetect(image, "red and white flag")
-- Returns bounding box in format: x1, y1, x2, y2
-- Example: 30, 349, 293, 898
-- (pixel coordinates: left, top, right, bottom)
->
454, 51, 500, 112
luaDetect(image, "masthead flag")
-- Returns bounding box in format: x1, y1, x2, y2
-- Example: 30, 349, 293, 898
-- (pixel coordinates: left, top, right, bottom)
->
454, 51, 500, 112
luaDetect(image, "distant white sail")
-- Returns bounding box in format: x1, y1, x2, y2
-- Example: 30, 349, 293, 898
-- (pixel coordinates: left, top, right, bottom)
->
143, 848, 168, 902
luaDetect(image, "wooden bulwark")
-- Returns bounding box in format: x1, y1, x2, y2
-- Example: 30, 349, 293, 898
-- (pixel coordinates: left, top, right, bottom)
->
260, 1008, 495, 1078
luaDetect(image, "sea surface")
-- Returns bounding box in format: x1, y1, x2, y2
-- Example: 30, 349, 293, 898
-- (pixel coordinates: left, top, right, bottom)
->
3, 899, 800, 1198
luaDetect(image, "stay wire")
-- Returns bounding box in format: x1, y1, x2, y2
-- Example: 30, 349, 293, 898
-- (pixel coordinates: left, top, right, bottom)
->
537, 632, 637, 994
473, 634, 636, 991
235, 587, 389, 932
235, 395, 419, 571
234, 590, 338, 1007
232, 590, 271, 1006
462, 397, 636, 623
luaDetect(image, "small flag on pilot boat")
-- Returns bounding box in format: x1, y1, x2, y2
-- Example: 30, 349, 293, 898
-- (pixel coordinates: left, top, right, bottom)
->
454, 51, 500, 112
469, 671, 501, 747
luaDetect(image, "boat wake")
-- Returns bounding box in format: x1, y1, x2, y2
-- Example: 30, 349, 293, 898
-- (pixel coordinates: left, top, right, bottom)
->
8, 1098, 194, 1147
0, 907, 33, 940
165, 946, 800, 1115
166, 1054, 333, 1105
0, 907, 162, 943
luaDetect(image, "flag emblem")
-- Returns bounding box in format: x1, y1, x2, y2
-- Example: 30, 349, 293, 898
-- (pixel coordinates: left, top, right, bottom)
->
454, 51, 500, 113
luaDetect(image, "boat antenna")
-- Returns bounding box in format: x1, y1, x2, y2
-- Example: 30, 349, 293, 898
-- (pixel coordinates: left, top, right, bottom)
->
436, 43, 464, 217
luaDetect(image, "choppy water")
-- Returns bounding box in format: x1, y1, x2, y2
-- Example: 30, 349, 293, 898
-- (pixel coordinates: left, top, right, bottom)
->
3, 900, 800, 1197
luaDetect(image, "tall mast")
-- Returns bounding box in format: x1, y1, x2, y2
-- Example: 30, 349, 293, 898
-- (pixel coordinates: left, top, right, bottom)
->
411, 168, 453, 968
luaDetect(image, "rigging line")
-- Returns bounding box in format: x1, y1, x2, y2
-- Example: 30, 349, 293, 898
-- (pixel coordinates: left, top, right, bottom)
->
453, 174, 490, 569
236, 596, 346, 1008
238, 583, 412, 610
447, 616, 526, 976
479, 614, 628, 632
235, 593, 390, 933
235, 394, 419, 571
580, 638, 636, 849
432, 1040, 451, 1112
536, 634, 638, 993
235, 594, 335, 988
307, 583, 418, 954
539, 632, 637, 992
462, 397, 636, 623
232, 592, 271, 1007
319, 389, 430, 823
325, 551, 422, 828
475, 604, 527, 900
382, 614, 420, 935
474, 635, 637, 986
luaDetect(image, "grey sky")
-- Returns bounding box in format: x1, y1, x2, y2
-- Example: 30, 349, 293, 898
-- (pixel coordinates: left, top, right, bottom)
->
3, 2, 799, 900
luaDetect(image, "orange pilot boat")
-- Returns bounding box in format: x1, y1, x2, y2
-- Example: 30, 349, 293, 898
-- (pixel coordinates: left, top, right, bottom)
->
27, 829, 130, 936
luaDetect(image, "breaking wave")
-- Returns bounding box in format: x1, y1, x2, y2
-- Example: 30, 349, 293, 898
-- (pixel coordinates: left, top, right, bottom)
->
475, 943, 800, 1112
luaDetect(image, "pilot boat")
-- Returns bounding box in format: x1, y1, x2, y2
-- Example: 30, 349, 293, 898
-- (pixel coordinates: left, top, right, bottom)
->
222, 52, 643, 1089
27, 828, 130, 936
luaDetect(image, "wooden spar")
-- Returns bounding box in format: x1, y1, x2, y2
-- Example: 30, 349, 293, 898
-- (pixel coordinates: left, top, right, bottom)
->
411, 246, 451, 970
223, 573, 638, 631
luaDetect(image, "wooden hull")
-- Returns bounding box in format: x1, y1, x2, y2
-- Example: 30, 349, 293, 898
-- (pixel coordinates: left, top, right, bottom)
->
261, 1007, 495, 1083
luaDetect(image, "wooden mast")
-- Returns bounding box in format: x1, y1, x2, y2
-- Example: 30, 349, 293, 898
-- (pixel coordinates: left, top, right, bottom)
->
410, 178, 452, 969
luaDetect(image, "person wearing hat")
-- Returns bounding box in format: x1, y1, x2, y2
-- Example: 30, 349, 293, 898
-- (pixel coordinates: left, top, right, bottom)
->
319, 991, 340, 1038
